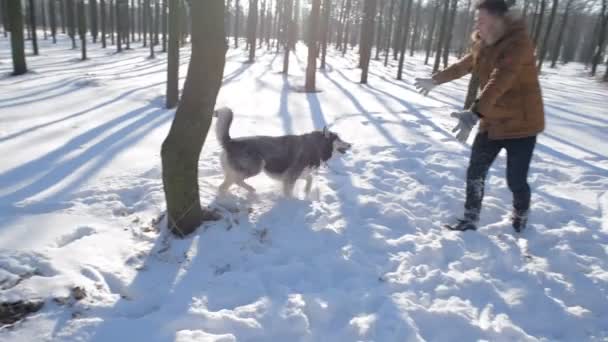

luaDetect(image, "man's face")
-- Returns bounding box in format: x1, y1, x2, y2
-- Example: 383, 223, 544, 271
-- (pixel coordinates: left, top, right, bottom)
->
476, 9, 495, 43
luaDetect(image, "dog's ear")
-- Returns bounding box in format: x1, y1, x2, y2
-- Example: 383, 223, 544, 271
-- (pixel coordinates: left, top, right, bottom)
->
323, 126, 330, 138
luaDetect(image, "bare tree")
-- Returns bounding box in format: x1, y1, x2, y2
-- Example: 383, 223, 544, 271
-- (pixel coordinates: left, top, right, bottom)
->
320, 0, 331, 69
116, 0, 123, 52
425, 1, 440, 65
101, 0, 107, 48
283, 0, 294, 73
91, 0, 99, 43
442, 0, 459, 68
409, 0, 422, 57
248, 0, 259, 62
538, 0, 559, 70
551, 0, 573, 68
1, 0, 7, 38
433, 0, 450, 72
50, 0, 58, 43
384, 0, 396, 66
393, 0, 406, 60
375, 0, 384, 60
533, 0, 546, 45
591, 0, 607, 76
8, 0, 27, 75
306, 0, 322, 90
78, 0, 87, 59
361, 0, 377, 84
397, 0, 413, 80
166, 0, 180, 109
161, 0, 226, 237
67, 0, 77, 48
28, 0, 39, 55
235, 0, 240, 48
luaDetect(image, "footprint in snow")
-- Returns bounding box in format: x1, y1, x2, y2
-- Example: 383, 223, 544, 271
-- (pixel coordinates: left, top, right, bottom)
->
54, 226, 97, 248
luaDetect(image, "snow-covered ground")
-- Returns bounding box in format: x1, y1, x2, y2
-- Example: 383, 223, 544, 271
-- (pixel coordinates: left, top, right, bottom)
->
0, 35, 607, 341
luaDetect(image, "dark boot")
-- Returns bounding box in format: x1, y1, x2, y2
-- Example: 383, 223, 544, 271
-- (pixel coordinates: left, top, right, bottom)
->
512, 209, 528, 233
445, 218, 478, 231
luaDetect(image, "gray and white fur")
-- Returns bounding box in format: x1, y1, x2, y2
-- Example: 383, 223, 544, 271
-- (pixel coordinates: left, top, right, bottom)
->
214, 108, 352, 197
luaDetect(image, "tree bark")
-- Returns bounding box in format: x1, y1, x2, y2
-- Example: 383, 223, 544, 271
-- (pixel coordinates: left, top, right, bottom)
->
320, 0, 331, 69
374, 0, 383, 60
166, 0, 180, 109
384, 0, 395, 66
110, 0, 115, 45
537, 0, 558, 71
50, 0, 58, 43
162, 0, 167, 52
306, 0, 322, 91
396, 0, 413, 80
8, 0, 27, 75
67, 0, 77, 48
409, 0, 421, 57
116, 0, 122, 52
100, 0, 107, 47
161, 0, 226, 237
78, 0, 87, 59
154, 0, 160, 45
28, 0, 39, 55
550, 0, 570, 68
61, 0, 67, 34
283, 0, 294, 73
442, 0, 458, 68
425, 1, 439, 65
234, 0, 240, 47
393, 0, 406, 60
91, 0, 99, 43
432, 0, 449, 72
591, 0, 607, 76
1, 0, 8, 37
42, 0, 48, 40
533, 0, 546, 46
248, 0, 259, 62
361, 0, 377, 84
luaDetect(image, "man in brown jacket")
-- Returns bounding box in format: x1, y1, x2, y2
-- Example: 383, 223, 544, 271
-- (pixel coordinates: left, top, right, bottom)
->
414, 0, 545, 232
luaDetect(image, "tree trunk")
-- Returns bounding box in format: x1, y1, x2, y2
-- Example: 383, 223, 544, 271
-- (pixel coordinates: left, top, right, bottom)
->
61, 0, 67, 34
91, 0, 99, 43
162, 0, 167, 52
432, 0, 449, 72
50, 0, 58, 43
425, 1, 439, 65
603, 57, 608, 81
1, 0, 8, 38
42, 0, 48, 40
161, 0, 226, 237
464, 74, 479, 109
283, 0, 294, 73
550, 0, 570, 68
259, 0, 266, 48
142, 0, 148, 46
383, 0, 395, 66
110, 0, 115, 45
396, 0, 413, 80
8, 0, 27, 75
374, 0, 383, 60
234, 0, 240, 47
306, 0, 322, 91
67, 0, 77, 48
166, 0, 180, 109
409, 0, 421, 57
248, 0, 259, 62
341, 0, 352, 52
591, 1, 607, 76
320, 0, 331, 69
293, 0, 300, 49
537, 0, 558, 71
442, 0, 458, 68
533, 0, 546, 46
154, 0, 160, 45
78, 0, 87, 59
458, 0, 473, 58
138, 0, 142, 41
28, 0, 39, 55
336, 0, 346, 48
148, 0, 155, 57
131, 0, 135, 42
124, 0, 130, 49
100, 0, 107, 47
360, 0, 377, 84
393, 0, 406, 60
116, 0, 122, 52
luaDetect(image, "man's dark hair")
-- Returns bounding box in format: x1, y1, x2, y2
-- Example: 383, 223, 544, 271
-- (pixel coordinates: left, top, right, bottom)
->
476, 0, 510, 16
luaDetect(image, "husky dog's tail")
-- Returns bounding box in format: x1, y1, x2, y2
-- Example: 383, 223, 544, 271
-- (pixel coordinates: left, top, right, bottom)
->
214, 107, 233, 147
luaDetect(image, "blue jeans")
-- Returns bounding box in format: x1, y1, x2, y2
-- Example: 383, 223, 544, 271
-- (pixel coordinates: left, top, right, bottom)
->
464, 132, 537, 222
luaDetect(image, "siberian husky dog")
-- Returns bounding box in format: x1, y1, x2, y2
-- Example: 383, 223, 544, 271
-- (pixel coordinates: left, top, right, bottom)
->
214, 108, 352, 197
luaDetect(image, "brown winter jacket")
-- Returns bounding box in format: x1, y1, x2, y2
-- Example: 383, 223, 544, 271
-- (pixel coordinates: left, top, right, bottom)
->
432, 17, 545, 140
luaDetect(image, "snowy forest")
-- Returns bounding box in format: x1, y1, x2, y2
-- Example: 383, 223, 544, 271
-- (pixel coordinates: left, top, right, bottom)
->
0, 0, 607, 341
